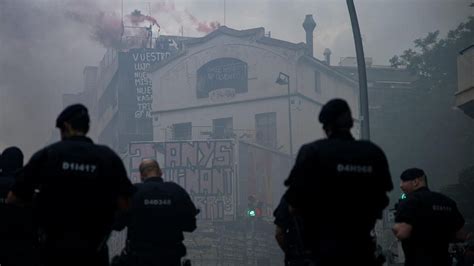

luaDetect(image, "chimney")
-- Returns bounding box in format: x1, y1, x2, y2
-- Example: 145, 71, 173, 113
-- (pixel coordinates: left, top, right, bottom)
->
302, 14, 316, 57
323, 48, 332, 65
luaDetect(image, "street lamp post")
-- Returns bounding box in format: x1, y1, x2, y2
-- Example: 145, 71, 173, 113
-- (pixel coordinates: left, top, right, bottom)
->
276, 72, 293, 157
347, 0, 370, 140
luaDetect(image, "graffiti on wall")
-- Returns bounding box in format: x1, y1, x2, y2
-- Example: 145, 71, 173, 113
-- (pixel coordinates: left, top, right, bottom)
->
128, 49, 171, 119
128, 140, 235, 221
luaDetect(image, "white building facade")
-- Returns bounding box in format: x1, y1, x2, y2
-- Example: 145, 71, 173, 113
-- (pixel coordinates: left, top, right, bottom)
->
148, 26, 359, 155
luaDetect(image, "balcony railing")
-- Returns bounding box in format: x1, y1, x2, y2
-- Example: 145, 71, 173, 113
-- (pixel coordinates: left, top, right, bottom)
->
159, 126, 256, 142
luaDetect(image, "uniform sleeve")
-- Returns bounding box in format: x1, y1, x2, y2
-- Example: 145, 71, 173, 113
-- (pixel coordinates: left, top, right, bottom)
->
273, 198, 291, 228
112, 183, 139, 231
395, 196, 419, 225
451, 202, 465, 232
175, 186, 198, 232
284, 145, 311, 209
11, 150, 45, 201
109, 151, 135, 198
112, 208, 131, 231
374, 146, 393, 192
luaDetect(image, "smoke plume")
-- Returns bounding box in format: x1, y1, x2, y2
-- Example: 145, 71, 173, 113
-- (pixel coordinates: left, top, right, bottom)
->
150, 1, 220, 34
0, 0, 220, 157
186, 10, 221, 33
128, 10, 160, 27
0, 0, 105, 157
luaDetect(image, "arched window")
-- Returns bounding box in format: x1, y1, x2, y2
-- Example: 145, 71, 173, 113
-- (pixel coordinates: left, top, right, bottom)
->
196, 58, 248, 98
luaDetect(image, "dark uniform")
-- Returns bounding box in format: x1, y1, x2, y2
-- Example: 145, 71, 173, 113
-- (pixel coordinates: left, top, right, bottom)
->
395, 187, 465, 266
284, 99, 393, 266
114, 176, 197, 266
11, 136, 134, 266
273, 197, 307, 266
0, 147, 38, 266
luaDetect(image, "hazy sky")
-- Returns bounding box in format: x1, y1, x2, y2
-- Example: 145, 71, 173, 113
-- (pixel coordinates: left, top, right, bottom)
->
0, 0, 472, 158
181, 0, 472, 65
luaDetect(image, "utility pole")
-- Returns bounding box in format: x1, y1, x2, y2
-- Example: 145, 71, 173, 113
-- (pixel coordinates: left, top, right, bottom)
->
276, 72, 293, 157
347, 0, 370, 140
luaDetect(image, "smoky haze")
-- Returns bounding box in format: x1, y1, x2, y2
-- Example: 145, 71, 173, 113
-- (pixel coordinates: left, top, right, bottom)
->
0, 0, 107, 158
1, 0, 470, 158
0, 0, 227, 159
0, 0, 473, 264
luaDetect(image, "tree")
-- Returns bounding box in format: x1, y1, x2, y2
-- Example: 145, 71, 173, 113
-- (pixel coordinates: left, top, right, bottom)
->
390, 16, 473, 91
388, 16, 474, 190
390, 15, 474, 228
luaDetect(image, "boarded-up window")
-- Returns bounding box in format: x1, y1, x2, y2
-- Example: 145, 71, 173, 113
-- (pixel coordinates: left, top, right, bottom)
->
212, 117, 234, 139
172, 122, 192, 140
255, 112, 277, 148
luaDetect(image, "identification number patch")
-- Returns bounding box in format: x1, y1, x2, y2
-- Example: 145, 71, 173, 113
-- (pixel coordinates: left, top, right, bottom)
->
144, 199, 172, 206
432, 205, 452, 212
62, 162, 97, 173
337, 164, 373, 174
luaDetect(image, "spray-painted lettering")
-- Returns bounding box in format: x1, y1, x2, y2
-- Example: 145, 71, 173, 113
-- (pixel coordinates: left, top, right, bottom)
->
132, 51, 170, 62
128, 140, 235, 220
130, 50, 170, 120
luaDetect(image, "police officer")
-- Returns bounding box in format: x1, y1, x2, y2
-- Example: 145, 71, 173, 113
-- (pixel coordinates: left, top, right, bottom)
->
6, 104, 134, 266
0, 147, 38, 266
283, 98, 393, 266
0, 147, 24, 203
393, 168, 471, 266
113, 159, 198, 266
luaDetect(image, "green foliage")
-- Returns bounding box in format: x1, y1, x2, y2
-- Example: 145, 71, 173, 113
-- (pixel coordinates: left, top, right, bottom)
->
390, 16, 474, 90
387, 15, 474, 190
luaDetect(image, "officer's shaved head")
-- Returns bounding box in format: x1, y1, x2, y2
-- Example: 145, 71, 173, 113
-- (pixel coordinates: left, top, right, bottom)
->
400, 167, 428, 193
139, 159, 162, 181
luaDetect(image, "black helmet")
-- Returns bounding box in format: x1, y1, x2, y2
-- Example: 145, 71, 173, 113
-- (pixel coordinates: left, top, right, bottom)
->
55, 104, 90, 133
319, 98, 353, 129
0, 146, 23, 175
